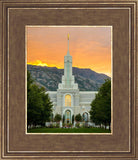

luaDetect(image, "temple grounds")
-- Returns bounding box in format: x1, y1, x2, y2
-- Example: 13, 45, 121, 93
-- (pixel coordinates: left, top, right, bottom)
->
28, 127, 111, 133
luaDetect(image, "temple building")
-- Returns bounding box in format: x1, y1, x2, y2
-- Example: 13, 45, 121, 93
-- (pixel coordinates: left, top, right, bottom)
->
47, 34, 98, 124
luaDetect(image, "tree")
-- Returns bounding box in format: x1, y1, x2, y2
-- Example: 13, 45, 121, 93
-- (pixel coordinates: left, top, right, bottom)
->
75, 113, 82, 122
63, 114, 65, 123
39, 87, 53, 125
90, 79, 111, 130
72, 115, 74, 124
27, 71, 53, 128
50, 113, 54, 122
54, 114, 62, 122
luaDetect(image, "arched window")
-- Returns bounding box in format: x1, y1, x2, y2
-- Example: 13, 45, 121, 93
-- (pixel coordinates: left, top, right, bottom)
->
65, 94, 71, 107
82, 112, 88, 122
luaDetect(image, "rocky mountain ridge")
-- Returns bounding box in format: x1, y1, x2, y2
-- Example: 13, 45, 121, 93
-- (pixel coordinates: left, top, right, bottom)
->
27, 65, 110, 91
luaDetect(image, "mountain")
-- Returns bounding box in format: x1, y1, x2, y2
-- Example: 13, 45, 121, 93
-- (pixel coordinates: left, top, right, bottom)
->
27, 65, 110, 91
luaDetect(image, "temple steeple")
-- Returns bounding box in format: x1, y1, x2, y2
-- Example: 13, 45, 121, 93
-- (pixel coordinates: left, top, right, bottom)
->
58, 34, 78, 90
64, 33, 72, 87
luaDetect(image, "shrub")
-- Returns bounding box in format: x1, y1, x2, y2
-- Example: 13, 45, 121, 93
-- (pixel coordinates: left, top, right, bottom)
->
55, 123, 59, 128
54, 114, 62, 122
75, 114, 82, 122
75, 123, 80, 128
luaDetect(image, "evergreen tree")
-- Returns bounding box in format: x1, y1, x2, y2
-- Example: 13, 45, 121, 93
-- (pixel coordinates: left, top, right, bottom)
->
27, 71, 53, 128
63, 114, 65, 123
90, 79, 111, 130
72, 115, 74, 124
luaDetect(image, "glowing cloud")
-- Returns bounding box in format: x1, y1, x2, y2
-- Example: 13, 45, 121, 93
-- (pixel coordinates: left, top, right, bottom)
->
28, 60, 48, 67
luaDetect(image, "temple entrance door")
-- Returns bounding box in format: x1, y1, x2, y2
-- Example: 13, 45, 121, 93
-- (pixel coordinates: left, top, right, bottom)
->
65, 110, 71, 124
82, 112, 88, 122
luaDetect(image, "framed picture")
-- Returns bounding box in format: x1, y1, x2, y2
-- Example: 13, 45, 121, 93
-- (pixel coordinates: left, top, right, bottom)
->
26, 26, 112, 134
0, 0, 137, 159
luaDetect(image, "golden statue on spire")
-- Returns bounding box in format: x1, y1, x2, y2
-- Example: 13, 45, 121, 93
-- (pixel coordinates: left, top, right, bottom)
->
68, 33, 69, 40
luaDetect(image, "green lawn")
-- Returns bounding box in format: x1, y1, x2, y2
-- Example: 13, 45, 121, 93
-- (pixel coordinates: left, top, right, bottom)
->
27, 127, 111, 133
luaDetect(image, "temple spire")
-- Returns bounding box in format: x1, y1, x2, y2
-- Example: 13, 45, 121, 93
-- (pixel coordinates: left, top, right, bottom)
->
67, 33, 70, 56
57, 33, 78, 90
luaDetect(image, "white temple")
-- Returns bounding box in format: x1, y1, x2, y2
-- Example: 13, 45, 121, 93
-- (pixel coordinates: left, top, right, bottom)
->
47, 34, 98, 124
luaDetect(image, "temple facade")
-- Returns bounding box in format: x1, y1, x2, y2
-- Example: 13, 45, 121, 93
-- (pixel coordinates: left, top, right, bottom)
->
47, 35, 98, 124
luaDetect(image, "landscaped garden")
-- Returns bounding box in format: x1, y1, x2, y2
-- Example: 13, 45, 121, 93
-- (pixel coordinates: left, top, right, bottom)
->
28, 127, 111, 133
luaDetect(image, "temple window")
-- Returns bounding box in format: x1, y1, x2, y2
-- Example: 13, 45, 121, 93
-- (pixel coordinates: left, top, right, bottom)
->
65, 94, 71, 107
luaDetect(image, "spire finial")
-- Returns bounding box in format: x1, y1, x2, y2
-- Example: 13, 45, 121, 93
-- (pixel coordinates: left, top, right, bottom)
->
68, 33, 69, 40
67, 33, 70, 55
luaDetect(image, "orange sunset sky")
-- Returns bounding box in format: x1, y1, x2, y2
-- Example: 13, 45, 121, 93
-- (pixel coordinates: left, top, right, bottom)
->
27, 26, 112, 77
